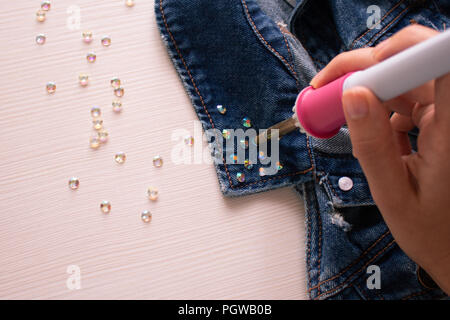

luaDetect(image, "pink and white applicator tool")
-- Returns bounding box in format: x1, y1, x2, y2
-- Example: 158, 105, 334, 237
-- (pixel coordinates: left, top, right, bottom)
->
258, 29, 450, 142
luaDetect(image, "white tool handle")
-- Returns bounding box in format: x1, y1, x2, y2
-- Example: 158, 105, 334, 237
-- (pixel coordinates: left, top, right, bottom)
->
343, 29, 450, 101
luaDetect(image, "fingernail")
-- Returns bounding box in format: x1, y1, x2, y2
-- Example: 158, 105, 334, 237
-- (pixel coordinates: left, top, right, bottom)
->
310, 70, 323, 87
343, 92, 369, 120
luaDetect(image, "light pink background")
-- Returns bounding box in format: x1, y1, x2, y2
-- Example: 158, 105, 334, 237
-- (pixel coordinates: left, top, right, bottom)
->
0, 0, 307, 299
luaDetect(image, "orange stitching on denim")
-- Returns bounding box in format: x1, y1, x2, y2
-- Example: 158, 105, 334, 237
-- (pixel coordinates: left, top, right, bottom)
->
350, 0, 405, 49
279, 30, 300, 89
316, 191, 323, 295
314, 239, 396, 300
308, 230, 390, 292
241, 0, 298, 78
364, 5, 412, 48
325, 177, 339, 199
160, 0, 314, 189
401, 289, 431, 300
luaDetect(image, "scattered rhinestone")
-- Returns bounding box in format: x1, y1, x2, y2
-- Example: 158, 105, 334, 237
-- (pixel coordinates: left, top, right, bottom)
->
184, 135, 194, 146
236, 172, 245, 183
92, 119, 103, 131
100, 201, 111, 214
46, 82, 56, 94
141, 210, 152, 223
41, 1, 51, 11
78, 73, 89, 87
101, 36, 111, 47
35, 34, 46, 45
97, 130, 109, 143
244, 160, 253, 170
68, 177, 80, 190
147, 187, 159, 201
89, 135, 101, 149
86, 52, 96, 63
112, 100, 123, 113
82, 31, 93, 44
90, 106, 101, 118
110, 77, 121, 89
114, 152, 126, 164
114, 87, 124, 97
36, 10, 46, 22
222, 129, 231, 140
242, 117, 252, 128
153, 155, 163, 168
217, 105, 227, 114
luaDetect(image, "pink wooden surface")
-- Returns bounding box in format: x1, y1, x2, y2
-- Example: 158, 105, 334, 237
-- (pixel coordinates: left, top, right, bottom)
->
0, 0, 307, 299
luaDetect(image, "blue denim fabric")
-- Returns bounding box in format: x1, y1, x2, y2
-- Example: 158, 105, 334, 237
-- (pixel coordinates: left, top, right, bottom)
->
155, 0, 449, 299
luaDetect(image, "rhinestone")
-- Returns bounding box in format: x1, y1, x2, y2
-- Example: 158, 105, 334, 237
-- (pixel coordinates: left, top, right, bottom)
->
147, 187, 159, 201
101, 36, 111, 47
222, 129, 231, 140
242, 117, 252, 128
184, 135, 194, 146
36, 34, 46, 45
112, 100, 123, 113
141, 210, 152, 223
153, 155, 163, 168
78, 73, 89, 87
46, 82, 56, 94
114, 152, 126, 164
236, 172, 245, 183
338, 177, 353, 191
86, 52, 96, 63
239, 138, 249, 149
98, 130, 109, 143
259, 167, 266, 176
89, 135, 101, 149
229, 154, 238, 164
36, 10, 46, 22
90, 106, 101, 118
258, 151, 266, 161
41, 1, 51, 11
126, 0, 135, 7
110, 77, 121, 88
114, 87, 124, 97
217, 105, 227, 114
68, 177, 80, 190
100, 201, 111, 214
82, 31, 93, 44
92, 119, 103, 131
276, 162, 283, 170
244, 160, 253, 170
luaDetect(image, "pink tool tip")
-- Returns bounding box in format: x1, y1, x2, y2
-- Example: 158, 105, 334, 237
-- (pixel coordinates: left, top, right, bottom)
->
296, 72, 354, 139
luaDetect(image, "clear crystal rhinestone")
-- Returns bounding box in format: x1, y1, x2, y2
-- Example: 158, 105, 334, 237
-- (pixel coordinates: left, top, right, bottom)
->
92, 119, 103, 131
258, 151, 266, 161
86, 52, 96, 63
98, 130, 109, 143
41, 1, 51, 11
217, 105, 227, 114
89, 135, 101, 149
114, 87, 124, 97
90, 106, 101, 118
184, 135, 194, 146
236, 172, 245, 183
242, 117, 252, 128
82, 31, 93, 43
101, 36, 111, 47
222, 129, 231, 140
111, 100, 122, 113
276, 161, 283, 171
46, 82, 56, 94
147, 187, 159, 201
110, 77, 121, 88
126, 0, 135, 7
36, 34, 46, 45
114, 152, 126, 164
259, 167, 266, 176
100, 201, 111, 214
68, 177, 79, 190
244, 160, 253, 170
79, 73, 89, 87
153, 155, 163, 168
141, 210, 152, 223
36, 10, 46, 22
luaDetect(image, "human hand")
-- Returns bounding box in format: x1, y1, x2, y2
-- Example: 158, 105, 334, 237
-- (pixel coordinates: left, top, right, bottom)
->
310, 25, 450, 294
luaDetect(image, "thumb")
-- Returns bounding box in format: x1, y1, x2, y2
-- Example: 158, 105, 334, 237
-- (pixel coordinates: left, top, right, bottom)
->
342, 87, 412, 210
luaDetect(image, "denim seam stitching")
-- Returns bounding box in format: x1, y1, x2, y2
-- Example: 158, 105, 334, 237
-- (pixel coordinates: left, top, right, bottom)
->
159, 0, 314, 190
401, 288, 432, 300
363, 4, 413, 48
350, 0, 406, 49
308, 230, 390, 292
314, 239, 396, 300
241, 0, 298, 79
279, 30, 301, 89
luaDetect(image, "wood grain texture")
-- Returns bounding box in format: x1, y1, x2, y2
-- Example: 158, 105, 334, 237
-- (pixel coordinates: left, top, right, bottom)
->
0, 0, 307, 299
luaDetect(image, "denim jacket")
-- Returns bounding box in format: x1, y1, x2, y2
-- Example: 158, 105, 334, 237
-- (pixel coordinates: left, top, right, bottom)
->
155, 0, 449, 299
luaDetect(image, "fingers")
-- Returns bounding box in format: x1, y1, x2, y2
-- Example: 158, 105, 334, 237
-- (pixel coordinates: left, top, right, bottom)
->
342, 87, 413, 210
391, 113, 414, 156
434, 73, 450, 127
310, 48, 377, 88
373, 25, 439, 61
